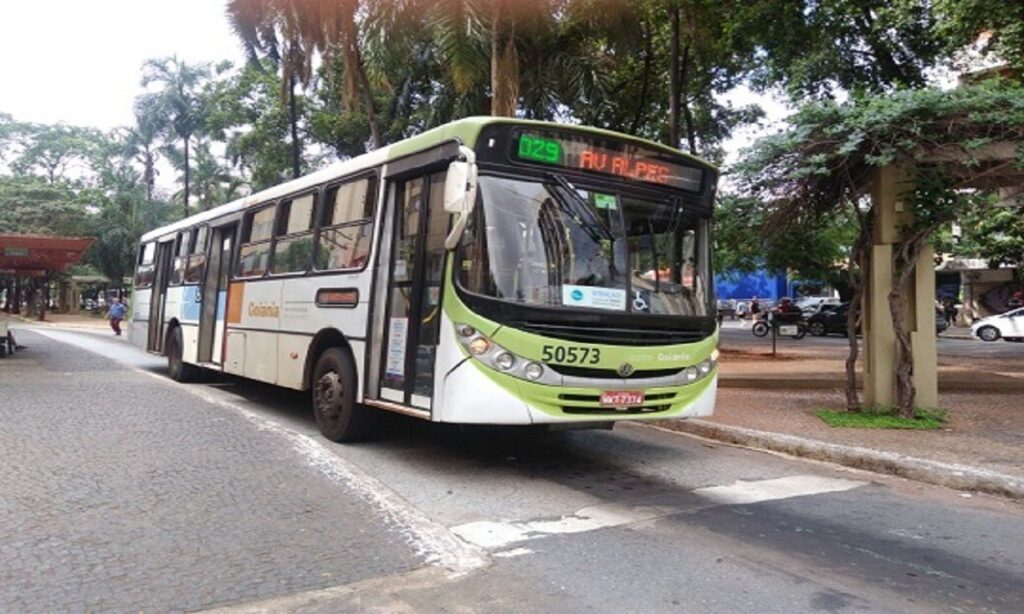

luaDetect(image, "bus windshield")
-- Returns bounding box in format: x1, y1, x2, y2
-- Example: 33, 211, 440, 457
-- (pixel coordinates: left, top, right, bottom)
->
458, 174, 711, 317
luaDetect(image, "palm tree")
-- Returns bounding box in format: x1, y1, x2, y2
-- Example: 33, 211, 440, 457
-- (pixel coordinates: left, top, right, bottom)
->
227, 0, 382, 149
136, 56, 211, 218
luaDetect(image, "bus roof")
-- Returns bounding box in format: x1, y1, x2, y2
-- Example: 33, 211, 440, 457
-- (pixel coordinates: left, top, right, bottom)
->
141, 117, 715, 243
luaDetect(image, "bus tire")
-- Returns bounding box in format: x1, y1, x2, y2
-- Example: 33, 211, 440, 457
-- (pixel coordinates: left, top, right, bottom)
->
312, 348, 372, 442
166, 326, 199, 382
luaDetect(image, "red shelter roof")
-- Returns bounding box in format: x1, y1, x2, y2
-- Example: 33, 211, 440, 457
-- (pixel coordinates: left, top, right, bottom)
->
0, 234, 95, 275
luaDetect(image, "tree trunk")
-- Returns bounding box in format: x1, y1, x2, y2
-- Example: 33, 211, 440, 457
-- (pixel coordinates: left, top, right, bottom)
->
680, 44, 697, 156
183, 135, 191, 218
289, 75, 301, 178
490, 0, 519, 117
667, 4, 680, 148
844, 213, 871, 412
887, 224, 941, 418
12, 276, 21, 315
353, 48, 381, 148
629, 21, 653, 136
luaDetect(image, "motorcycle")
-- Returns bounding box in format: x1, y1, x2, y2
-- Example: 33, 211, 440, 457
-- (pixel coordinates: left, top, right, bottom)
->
751, 311, 807, 339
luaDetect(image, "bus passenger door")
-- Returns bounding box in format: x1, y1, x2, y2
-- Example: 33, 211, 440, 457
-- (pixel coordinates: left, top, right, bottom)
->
377, 172, 448, 410
147, 240, 175, 353
197, 224, 236, 364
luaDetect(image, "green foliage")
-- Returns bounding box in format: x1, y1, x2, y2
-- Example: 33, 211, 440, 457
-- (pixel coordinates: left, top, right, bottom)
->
735, 80, 1024, 228
0, 176, 88, 235
815, 407, 945, 429
936, 0, 1024, 74
954, 201, 1024, 268
714, 195, 858, 287
741, 0, 947, 100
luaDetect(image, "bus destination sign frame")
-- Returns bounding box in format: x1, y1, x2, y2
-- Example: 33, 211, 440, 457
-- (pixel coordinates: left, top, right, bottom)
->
513, 131, 705, 193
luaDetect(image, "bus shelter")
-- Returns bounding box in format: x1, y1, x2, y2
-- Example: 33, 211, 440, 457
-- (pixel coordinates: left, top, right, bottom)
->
0, 234, 94, 320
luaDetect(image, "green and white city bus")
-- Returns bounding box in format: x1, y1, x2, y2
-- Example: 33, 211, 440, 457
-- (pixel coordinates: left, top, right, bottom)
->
130, 117, 720, 441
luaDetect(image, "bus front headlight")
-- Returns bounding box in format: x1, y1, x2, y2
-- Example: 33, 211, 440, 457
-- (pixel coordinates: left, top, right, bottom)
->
495, 352, 516, 370
468, 337, 490, 356
524, 362, 544, 380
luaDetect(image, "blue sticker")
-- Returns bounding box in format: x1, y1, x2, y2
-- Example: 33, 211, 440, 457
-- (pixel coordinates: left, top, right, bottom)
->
571, 289, 584, 301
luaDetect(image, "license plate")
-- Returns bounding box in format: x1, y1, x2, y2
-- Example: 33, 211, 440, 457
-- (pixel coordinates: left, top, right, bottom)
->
779, 325, 798, 336
600, 391, 645, 407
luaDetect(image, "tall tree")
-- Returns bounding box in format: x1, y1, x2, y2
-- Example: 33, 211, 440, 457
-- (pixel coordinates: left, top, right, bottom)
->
740, 0, 947, 99
136, 56, 212, 218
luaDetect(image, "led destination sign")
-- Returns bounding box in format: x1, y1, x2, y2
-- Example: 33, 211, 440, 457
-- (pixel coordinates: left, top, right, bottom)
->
515, 132, 704, 192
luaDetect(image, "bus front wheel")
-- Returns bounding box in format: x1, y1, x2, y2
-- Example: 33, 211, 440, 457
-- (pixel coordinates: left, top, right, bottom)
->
312, 348, 372, 442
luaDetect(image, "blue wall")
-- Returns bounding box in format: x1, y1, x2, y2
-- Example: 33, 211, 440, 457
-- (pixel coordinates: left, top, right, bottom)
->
715, 269, 789, 301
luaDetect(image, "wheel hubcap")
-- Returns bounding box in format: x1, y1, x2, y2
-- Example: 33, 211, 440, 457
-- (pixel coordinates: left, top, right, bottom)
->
315, 371, 343, 421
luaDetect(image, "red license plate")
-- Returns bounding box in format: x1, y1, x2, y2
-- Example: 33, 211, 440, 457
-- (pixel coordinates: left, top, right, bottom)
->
599, 391, 645, 407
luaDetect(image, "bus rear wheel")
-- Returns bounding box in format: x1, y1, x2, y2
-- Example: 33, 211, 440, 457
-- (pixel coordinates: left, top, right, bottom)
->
312, 348, 372, 442
166, 326, 199, 382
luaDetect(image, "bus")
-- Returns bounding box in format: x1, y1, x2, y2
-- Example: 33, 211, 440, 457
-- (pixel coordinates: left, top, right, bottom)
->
130, 117, 720, 442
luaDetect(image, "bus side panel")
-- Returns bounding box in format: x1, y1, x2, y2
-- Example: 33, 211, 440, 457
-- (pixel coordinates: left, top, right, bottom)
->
225, 279, 281, 384
279, 274, 374, 396
129, 288, 151, 350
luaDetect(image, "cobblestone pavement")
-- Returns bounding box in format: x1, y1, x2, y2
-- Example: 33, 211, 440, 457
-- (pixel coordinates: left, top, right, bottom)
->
0, 330, 420, 612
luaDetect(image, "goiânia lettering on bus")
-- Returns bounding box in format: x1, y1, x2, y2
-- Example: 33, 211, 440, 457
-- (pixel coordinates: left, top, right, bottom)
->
247, 302, 280, 318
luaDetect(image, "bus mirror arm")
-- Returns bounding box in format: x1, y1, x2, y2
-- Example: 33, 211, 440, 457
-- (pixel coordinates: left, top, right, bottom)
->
443, 147, 478, 250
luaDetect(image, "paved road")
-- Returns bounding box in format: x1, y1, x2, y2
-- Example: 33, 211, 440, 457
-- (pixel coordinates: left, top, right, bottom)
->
720, 323, 1024, 361
3, 327, 1024, 612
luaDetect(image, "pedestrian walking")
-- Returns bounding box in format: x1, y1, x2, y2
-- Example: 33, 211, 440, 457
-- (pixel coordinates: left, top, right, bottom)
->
108, 297, 127, 336
750, 297, 761, 320
942, 298, 957, 326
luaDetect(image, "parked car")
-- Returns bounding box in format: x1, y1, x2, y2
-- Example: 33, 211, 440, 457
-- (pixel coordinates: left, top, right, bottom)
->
807, 303, 950, 337
795, 296, 842, 315
971, 307, 1024, 342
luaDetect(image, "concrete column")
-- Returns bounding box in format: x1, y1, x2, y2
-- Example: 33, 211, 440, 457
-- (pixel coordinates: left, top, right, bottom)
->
862, 164, 939, 410
863, 243, 895, 408
912, 245, 938, 408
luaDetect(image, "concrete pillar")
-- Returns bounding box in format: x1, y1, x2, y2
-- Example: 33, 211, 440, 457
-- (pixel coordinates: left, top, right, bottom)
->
863, 243, 895, 408
862, 165, 939, 410
912, 245, 938, 408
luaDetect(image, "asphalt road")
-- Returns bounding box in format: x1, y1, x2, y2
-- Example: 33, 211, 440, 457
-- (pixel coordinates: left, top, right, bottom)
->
2, 327, 1023, 612
719, 322, 1024, 361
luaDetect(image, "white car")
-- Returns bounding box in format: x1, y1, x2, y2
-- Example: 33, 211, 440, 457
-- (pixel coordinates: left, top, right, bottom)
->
971, 307, 1024, 342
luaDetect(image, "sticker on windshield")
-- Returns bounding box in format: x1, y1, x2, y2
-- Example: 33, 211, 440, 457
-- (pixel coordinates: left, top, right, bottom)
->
562, 284, 627, 311
594, 193, 617, 210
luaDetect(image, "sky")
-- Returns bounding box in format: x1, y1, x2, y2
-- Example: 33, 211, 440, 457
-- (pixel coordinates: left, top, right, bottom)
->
0, 1, 245, 130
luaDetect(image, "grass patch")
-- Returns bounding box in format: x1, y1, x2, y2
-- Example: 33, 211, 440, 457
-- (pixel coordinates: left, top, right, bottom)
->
815, 406, 946, 430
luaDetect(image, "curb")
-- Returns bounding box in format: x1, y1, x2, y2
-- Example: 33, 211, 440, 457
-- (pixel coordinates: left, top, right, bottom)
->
652, 419, 1024, 500
718, 376, 1024, 393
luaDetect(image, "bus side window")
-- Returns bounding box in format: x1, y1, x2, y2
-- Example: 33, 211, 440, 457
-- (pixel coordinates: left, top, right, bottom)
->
271, 193, 316, 274
170, 230, 189, 285
316, 176, 376, 271
235, 206, 275, 278
136, 242, 156, 288
185, 226, 208, 283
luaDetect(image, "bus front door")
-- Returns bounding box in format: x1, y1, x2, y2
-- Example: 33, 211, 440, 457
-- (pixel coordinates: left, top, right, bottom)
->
146, 240, 175, 353
377, 172, 448, 411
197, 224, 235, 364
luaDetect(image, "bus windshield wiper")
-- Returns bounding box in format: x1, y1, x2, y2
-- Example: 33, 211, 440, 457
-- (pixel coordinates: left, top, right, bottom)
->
545, 174, 613, 244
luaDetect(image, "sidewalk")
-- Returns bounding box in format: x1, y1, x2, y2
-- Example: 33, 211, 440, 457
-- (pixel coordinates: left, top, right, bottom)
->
658, 341, 1024, 499
1, 311, 109, 331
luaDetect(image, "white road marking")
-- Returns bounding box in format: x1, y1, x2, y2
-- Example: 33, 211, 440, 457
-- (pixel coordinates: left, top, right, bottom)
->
693, 475, 865, 505
32, 328, 489, 577
452, 476, 866, 550
493, 548, 533, 558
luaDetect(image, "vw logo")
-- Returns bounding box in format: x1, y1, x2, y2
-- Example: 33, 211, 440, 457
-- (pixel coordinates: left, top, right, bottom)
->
617, 362, 635, 377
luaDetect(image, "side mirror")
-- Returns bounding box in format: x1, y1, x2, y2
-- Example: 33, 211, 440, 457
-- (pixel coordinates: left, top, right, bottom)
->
444, 148, 478, 250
